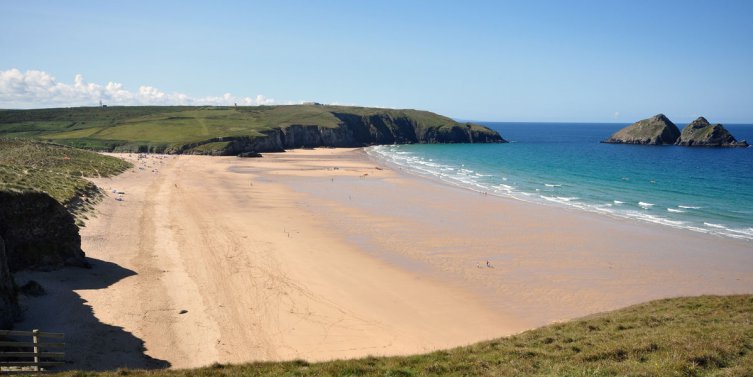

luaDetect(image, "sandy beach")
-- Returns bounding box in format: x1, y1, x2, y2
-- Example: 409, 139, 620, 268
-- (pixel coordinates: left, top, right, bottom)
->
14, 148, 753, 370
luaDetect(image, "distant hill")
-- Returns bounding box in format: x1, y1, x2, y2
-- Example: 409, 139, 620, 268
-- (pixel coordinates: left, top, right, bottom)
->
0, 105, 506, 154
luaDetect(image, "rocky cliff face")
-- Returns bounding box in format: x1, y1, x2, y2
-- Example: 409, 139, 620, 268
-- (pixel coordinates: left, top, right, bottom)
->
0, 191, 88, 272
0, 236, 19, 328
175, 112, 505, 155
675, 117, 749, 147
602, 114, 680, 145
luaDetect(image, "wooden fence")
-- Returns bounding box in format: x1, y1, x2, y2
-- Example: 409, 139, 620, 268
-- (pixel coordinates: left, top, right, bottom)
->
0, 329, 65, 373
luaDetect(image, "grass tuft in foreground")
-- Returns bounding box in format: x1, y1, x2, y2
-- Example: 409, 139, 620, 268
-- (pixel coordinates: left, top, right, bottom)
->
52, 295, 753, 376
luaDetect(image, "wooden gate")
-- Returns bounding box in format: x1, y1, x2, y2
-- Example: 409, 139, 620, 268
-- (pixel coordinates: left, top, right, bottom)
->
0, 330, 65, 373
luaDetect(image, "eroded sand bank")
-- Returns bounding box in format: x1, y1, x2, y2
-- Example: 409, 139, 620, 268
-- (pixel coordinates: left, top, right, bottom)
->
15, 148, 753, 370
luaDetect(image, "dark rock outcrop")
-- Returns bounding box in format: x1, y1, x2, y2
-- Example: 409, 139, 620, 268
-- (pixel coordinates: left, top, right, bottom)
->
0, 236, 19, 328
602, 114, 680, 145
0, 191, 88, 271
675, 117, 749, 147
237, 151, 262, 158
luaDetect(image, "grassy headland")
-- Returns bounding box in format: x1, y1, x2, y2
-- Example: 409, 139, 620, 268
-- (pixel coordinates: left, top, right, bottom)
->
52, 295, 752, 376
0, 138, 131, 210
0, 105, 503, 154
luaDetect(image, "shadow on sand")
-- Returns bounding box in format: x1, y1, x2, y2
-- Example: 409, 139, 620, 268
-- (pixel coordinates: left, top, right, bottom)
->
13, 257, 170, 371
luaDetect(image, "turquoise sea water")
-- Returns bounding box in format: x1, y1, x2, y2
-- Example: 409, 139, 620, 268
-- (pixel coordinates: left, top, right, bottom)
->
366, 122, 753, 242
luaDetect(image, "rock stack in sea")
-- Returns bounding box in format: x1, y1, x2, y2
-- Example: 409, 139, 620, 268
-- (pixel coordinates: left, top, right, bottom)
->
602, 114, 680, 145
603, 114, 748, 147
675, 117, 749, 147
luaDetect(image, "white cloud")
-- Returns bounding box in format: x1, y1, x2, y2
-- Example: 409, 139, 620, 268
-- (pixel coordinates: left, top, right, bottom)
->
0, 68, 275, 108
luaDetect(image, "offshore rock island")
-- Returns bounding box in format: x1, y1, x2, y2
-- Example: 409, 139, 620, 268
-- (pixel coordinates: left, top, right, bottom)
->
603, 114, 748, 147
0, 105, 506, 155
675, 116, 749, 147
602, 114, 680, 145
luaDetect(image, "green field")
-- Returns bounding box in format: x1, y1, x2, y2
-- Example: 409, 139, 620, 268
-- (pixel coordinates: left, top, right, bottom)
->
0, 138, 131, 209
50, 295, 753, 376
0, 105, 485, 153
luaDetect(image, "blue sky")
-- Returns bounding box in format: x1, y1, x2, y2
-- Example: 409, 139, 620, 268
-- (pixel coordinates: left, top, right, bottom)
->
1, 0, 752, 122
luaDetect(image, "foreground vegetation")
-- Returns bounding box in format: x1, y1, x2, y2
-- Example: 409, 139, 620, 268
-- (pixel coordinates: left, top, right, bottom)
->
0, 138, 131, 208
0, 105, 496, 153
54, 295, 753, 376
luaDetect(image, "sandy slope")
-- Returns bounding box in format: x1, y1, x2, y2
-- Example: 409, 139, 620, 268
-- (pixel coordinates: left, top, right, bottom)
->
14, 148, 753, 370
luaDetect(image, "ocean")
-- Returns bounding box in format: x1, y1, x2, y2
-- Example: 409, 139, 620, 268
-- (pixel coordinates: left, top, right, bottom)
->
366, 122, 753, 242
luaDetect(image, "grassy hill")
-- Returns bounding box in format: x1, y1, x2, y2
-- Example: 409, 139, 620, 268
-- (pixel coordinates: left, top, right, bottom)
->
52, 295, 753, 376
0, 105, 503, 154
0, 138, 131, 211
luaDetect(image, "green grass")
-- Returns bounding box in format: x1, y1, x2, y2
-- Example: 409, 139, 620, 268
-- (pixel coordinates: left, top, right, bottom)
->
0, 138, 132, 207
52, 295, 753, 376
0, 105, 479, 153
681, 124, 717, 141
186, 141, 233, 154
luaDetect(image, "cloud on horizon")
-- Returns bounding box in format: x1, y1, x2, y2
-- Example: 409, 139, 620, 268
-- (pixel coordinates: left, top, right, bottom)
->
0, 68, 275, 108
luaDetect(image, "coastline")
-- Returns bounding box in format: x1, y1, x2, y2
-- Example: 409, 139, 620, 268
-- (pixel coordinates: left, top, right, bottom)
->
13, 148, 753, 370
271, 149, 753, 324
364, 143, 753, 242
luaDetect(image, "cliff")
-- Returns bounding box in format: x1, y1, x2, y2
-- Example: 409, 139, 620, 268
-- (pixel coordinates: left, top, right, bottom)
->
0, 236, 19, 328
175, 115, 505, 155
675, 117, 749, 147
0, 139, 128, 328
0, 191, 88, 271
602, 114, 680, 145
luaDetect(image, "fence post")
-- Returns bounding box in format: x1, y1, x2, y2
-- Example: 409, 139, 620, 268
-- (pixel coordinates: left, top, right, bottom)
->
32, 329, 40, 372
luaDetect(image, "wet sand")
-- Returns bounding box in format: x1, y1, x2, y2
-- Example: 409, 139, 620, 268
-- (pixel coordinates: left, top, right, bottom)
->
14, 148, 753, 369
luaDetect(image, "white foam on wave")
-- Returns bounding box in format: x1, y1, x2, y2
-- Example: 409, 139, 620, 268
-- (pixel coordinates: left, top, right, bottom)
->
726, 227, 753, 236
624, 211, 687, 227
365, 145, 753, 242
541, 196, 581, 205
594, 205, 615, 213
556, 197, 579, 202
638, 202, 654, 209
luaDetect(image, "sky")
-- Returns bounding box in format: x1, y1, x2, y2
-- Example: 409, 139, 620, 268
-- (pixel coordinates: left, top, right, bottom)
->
1, 0, 752, 123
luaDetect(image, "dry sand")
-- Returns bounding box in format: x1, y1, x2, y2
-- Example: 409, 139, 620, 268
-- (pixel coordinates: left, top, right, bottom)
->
14, 148, 753, 370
